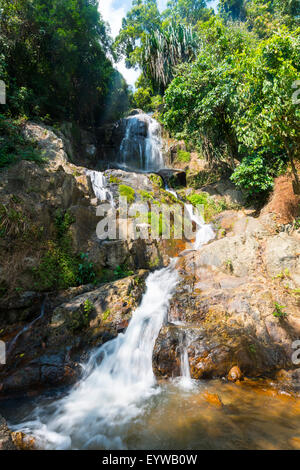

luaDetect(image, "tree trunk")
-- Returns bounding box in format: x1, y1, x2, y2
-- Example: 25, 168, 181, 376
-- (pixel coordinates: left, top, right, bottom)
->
286, 143, 300, 195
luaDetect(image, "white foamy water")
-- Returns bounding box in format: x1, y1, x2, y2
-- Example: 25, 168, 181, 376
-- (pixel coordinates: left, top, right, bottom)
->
10, 137, 215, 448
13, 263, 179, 449
165, 188, 215, 250
119, 114, 164, 172
185, 204, 215, 250
85, 169, 114, 205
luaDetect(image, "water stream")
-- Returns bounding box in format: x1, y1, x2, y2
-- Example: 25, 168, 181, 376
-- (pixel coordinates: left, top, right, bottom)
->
7, 299, 46, 357
3, 114, 299, 450
8, 263, 180, 449
118, 113, 165, 172
5, 179, 215, 449
85, 169, 114, 205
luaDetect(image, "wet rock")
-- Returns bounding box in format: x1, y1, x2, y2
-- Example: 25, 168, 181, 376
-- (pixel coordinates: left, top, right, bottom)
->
49, 270, 148, 340
275, 369, 300, 393
0, 272, 148, 396
11, 431, 36, 450
153, 249, 300, 380
158, 169, 186, 188
0, 416, 16, 450
127, 109, 144, 117
202, 391, 223, 408
228, 366, 243, 382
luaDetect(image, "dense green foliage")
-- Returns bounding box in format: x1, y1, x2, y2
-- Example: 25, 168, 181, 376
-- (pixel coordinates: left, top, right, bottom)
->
162, 21, 299, 197
34, 210, 96, 290
1, 0, 299, 201
117, 0, 299, 199
0, 0, 130, 126
0, 114, 46, 167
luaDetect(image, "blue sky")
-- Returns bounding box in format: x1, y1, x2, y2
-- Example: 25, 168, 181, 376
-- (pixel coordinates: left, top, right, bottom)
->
98, 0, 219, 86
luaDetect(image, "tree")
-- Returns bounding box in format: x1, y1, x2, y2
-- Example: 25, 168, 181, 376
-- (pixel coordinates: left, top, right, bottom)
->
0, 0, 128, 126
114, 0, 162, 69
162, 18, 300, 196
219, 0, 247, 21
143, 22, 199, 91
162, 18, 254, 164
234, 29, 300, 192
165, 0, 211, 25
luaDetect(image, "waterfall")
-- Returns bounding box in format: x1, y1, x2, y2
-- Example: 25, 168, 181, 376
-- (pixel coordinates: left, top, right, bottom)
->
85, 169, 114, 205
165, 188, 215, 251
118, 114, 164, 172
9, 120, 216, 449
13, 263, 179, 450
7, 300, 46, 357
177, 330, 195, 391
185, 204, 215, 250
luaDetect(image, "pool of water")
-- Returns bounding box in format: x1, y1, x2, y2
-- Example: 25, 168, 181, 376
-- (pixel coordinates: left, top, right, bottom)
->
1, 377, 300, 450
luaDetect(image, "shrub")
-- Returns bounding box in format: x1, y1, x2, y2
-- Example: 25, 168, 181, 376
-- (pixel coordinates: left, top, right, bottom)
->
139, 190, 154, 201
273, 302, 287, 318
77, 252, 96, 285
177, 150, 191, 163
149, 174, 164, 188
102, 309, 111, 321
113, 264, 134, 280
231, 155, 274, 200
119, 184, 135, 203
83, 298, 94, 316
54, 210, 75, 239
186, 192, 230, 222
0, 204, 29, 238
0, 115, 45, 168
34, 241, 78, 290
34, 211, 96, 291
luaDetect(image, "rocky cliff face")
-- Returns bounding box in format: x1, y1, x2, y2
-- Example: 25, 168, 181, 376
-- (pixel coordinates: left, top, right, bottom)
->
0, 119, 299, 403
153, 211, 300, 382
0, 121, 183, 396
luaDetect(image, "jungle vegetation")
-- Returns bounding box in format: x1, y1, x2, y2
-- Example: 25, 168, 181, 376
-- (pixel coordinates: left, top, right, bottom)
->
116, 0, 300, 199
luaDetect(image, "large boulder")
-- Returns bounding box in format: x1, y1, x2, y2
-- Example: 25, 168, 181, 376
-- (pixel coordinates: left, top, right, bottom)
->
265, 233, 300, 286
153, 216, 300, 381
0, 271, 148, 397
22, 121, 69, 169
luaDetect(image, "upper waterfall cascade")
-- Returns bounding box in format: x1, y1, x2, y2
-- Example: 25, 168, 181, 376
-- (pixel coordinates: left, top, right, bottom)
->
118, 113, 165, 172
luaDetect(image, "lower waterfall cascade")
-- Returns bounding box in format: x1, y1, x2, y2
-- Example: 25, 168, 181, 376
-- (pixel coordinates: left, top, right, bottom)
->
10, 264, 180, 449
7, 196, 215, 449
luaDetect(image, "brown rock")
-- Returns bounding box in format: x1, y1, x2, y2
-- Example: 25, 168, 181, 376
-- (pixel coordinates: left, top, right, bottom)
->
202, 391, 223, 408
228, 366, 243, 382
11, 431, 35, 450
0, 416, 16, 450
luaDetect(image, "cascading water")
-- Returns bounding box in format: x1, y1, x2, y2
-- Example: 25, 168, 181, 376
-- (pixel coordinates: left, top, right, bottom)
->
6, 115, 216, 450
118, 113, 164, 172
7, 300, 46, 357
185, 204, 215, 250
11, 263, 179, 450
179, 334, 194, 391
85, 169, 114, 205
